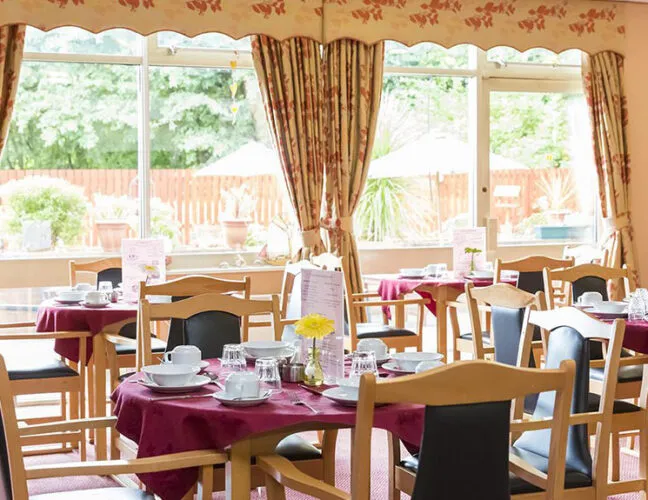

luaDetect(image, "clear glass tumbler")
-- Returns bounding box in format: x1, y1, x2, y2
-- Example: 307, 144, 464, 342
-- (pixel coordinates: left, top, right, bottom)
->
221, 344, 246, 377
255, 357, 282, 394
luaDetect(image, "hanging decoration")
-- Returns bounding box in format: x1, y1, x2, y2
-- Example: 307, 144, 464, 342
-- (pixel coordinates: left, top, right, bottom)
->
229, 51, 240, 120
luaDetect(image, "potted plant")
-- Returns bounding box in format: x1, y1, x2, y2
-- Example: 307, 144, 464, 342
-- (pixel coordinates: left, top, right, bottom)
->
93, 194, 136, 252
220, 185, 255, 249
464, 247, 482, 273
532, 172, 588, 241
0, 176, 87, 250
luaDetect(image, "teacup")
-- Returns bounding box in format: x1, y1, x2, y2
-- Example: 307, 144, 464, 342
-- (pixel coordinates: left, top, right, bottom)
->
164, 345, 202, 367
578, 292, 603, 306
225, 372, 261, 399
356, 339, 388, 359
85, 291, 108, 305
75, 283, 93, 292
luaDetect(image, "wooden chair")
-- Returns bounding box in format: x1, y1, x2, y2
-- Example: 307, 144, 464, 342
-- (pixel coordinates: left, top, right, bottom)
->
0, 323, 89, 459
257, 359, 575, 500
313, 253, 426, 352
69, 257, 122, 288
462, 282, 545, 374
494, 255, 574, 302
0, 354, 225, 500
518, 307, 647, 498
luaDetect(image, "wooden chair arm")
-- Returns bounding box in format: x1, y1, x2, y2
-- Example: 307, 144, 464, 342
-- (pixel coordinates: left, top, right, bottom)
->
279, 318, 299, 326
0, 321, 36, 329
257, 454, 350, 500
509, 454, 548, 490
25, 450, 227, 479
20, 417, 117, 437
103, 333, 137, 346
0, 331, 91, 341
249, 320, 272, 328
352, 292, 381, 299
101, 318, 137, 336
352, 298, 428, 308
569, 411, 602, 426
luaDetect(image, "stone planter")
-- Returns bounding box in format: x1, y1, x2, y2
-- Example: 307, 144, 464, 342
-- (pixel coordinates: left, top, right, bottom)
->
221, 220, 249, 249
95, 221, 131, 252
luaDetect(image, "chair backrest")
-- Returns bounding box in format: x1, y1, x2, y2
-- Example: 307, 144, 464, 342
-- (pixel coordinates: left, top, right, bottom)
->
138, 293, 281, 366
138, 275, 251, 350
69, 257, 122, 288
279, 261, 319, 320
0, 355, 28, 500
352, 360, 575, 500
544, 263, 628, 309
494, 255, 574, 295
515, 307, 624, 488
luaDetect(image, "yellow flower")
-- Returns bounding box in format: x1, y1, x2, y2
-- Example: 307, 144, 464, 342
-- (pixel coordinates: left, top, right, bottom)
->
295, 313, 335, 340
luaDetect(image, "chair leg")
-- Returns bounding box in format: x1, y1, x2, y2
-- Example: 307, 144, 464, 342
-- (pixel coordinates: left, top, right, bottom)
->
611, 432, 620, 481
87, 362, 95, 443
321, 429, 338, 486
265, 474, 287, 500
640, 426, 648, 496
387, 432, 401, 500
197, 465, 214, 500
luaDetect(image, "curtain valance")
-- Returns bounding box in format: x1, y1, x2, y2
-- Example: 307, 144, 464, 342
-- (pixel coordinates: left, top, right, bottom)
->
0, 0, 628, 55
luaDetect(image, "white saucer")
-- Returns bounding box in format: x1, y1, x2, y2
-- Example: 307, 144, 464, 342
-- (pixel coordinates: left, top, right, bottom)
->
322, 387, 359, 407
138, 374, 211, 393
244, 348, 295, 362
55, 298, 82, 305
398, 275, 425, 280
382, 362, 415, 375
82, 301, 110, 309
212, 391, 271, 407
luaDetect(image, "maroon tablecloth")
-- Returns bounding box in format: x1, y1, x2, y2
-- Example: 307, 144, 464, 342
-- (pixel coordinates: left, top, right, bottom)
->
36, 300, 137, 363
377, 275, 502, 317
112, 360, 424, 500
617, 320, 648, 354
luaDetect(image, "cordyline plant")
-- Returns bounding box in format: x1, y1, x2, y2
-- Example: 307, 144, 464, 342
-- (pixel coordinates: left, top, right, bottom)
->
464, 246, 482, 272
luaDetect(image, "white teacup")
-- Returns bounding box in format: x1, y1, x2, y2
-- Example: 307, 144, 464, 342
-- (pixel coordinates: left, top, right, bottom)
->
164, 345, 202, 367
225, 372, 261, 399
85, 291, 108, 305
356, 339, 388, 359
75, 283, 93, 292
578, 292, 603, 306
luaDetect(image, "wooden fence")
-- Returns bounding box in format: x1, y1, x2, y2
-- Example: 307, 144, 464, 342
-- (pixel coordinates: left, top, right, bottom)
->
0, 167, 577, 246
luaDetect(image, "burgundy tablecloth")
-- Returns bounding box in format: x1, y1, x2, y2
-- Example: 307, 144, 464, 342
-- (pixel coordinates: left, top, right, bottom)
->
616, 320, 648, 354
377, 275, 501, 317
112, 360, 424, 500
36, 300, 137, 363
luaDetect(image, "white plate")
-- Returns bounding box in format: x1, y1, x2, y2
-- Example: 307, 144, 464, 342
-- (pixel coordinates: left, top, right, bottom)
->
82, 301, 110, 309
241, 340, 292, 359
398, 275, 425, 280
322, 387, 359, 407
55, 298, 82, 305
162, 360, 210, 371
382, 362, 415, 375
244, 348, 295, 362
212, 391, 271, 407
138, 374, 211, 394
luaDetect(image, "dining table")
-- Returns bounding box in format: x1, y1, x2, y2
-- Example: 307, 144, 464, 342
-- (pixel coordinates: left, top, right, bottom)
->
112, 360, 425, 500
35, 299, 138, 461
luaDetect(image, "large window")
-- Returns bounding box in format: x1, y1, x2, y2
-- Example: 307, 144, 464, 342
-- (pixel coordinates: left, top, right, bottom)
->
360, 44, 594, 248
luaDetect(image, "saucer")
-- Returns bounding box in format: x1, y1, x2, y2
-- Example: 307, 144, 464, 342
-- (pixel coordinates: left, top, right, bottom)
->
55, 298, 82, 305
212, 391, 271, 407
138, 374, 211, 394
382, 362, 415, 375
82, 301, 110, 309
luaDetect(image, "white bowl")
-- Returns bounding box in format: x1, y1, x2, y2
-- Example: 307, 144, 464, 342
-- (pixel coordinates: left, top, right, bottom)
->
141, 364, 200, 387
594, 301, 627, 314
399, 268, 424, 277
415, 360, 445, 373
391, 352, 444, 372
56, 290, 86, 302
241, 340, 291, 359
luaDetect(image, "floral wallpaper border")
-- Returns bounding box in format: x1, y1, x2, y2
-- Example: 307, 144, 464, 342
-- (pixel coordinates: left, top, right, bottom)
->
0, 0, 627, 55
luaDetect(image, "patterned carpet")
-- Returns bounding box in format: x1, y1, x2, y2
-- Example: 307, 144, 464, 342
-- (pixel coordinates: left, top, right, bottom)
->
25, 430, 642, 499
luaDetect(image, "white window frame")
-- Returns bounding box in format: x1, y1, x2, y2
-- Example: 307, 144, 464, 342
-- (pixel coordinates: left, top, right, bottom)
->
18, 32, 590, 250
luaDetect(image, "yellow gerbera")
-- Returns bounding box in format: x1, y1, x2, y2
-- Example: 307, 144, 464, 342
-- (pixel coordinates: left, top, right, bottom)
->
295, 313, 335, 340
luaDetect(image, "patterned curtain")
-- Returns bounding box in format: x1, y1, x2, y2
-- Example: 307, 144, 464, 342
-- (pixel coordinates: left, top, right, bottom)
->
322, 40, 384, 296
582, 51, 638, 291
0, 25, 26, 158
251, 36, 326, 260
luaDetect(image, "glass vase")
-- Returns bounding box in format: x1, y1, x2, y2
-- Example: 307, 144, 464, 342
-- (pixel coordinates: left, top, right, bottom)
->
303, 346, 324, 386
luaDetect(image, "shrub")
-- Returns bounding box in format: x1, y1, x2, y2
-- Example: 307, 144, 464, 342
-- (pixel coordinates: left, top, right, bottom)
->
0, 176, 88, 245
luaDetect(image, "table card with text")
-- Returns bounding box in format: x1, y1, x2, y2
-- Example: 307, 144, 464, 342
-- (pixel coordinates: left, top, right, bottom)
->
452, 228, 486, 277
300, 268, 345, 384
121, 239, 166, 302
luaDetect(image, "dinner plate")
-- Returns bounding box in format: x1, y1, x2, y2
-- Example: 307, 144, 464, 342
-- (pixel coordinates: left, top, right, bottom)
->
589, 310, 629, 320
138, 374, 211, 394
244, 348, 295, 362
322, 387, 387, 407
398, 275, 425, 280
82, 301, 110, 309
382, 362, 415, 375
55, 298, 82, 305
212, 391, 271, 407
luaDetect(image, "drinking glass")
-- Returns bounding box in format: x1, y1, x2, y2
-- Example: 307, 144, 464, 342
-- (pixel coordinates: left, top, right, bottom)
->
98, 281, 113, 293
255, 357, 282, 394
433, 263, 448, 279
221, 344, 246, 377
349, 351, 378, 382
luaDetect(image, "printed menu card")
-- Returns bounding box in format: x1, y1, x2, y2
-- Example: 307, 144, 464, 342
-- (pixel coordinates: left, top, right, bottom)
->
452, 228, 486, 277
121, 239, 166, 302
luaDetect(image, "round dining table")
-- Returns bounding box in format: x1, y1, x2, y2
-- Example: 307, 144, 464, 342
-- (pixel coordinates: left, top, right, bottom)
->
112, 360, 424, 500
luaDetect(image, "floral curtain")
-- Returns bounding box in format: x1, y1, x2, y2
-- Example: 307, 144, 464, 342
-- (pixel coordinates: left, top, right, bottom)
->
322, 40, 384, 296
251, 36, 326, 260
582, 51, 638, 292
0, 25, 25, 158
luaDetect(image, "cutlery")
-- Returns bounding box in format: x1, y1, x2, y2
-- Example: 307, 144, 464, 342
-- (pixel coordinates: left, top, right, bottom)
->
148, 393, 215, 402
288, 390, 319, 414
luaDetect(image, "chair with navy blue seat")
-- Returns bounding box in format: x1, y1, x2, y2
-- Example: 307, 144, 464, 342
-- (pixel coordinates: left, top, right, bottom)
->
517, 307, 648, 498
256, 359, 575, 500
494, 255, 574, 302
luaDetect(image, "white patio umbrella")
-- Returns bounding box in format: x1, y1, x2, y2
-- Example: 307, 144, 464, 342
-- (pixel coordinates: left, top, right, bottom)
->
368, 134, 526, 178
195, 141, 281, 177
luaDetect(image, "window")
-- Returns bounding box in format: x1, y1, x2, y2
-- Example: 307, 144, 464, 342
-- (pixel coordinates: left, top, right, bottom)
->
25, 27, 140, 56
487, 47, 581, 66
